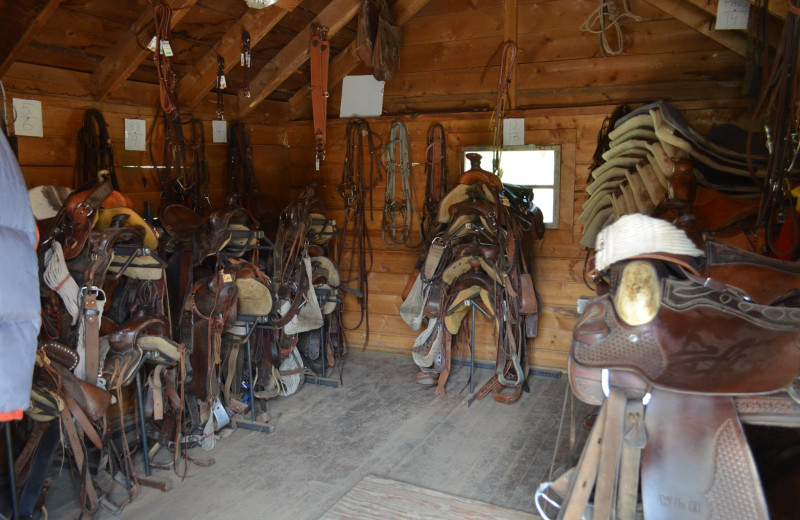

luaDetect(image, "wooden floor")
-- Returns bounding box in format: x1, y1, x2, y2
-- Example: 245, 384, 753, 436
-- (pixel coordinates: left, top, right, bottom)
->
49, 350, 595, 519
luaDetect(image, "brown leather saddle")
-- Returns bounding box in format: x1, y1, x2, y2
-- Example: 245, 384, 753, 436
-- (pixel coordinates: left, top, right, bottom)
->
538, 247, 800, 520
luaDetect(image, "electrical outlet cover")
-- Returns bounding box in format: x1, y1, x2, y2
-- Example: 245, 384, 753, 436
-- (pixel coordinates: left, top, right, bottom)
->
124, 119, 146, 151
13, 98, 43, 137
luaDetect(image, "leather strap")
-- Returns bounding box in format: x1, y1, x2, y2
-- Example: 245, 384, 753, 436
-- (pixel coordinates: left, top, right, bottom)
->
422, 241, 447, 280
82, 289, 101, 385
310, 23, 330, 168
60, 406, 99, 515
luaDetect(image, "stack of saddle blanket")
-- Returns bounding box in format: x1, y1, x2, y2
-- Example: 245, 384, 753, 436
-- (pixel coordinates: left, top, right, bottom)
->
580, 100, 772, 250
536, 214, 800, 520
400, 153, 544, 404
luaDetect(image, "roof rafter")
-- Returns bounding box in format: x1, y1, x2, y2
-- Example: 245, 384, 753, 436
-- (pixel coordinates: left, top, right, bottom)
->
0, 0, 63, 79
238, 0, 362, 118
685, 0, 781, 48
643, 0, 747, 57
180, 0, 302, 108
288, 0, 432, 120
91, 0, 199, 100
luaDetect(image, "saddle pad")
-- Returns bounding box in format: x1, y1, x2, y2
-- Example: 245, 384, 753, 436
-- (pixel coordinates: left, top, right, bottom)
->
399, 273, 426, 330
441, 256, 502, 286
437, 183, 495, 223
594, 214, 702, 270
444, 286, 495, 334
641, 390, 768, 520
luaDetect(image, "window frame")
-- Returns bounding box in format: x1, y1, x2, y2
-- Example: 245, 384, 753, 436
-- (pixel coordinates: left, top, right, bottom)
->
460, 144, 562, 229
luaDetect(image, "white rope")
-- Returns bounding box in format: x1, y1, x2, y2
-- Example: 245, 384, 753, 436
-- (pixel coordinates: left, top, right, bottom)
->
580, 0, 642, 57
43, 242, 81, 325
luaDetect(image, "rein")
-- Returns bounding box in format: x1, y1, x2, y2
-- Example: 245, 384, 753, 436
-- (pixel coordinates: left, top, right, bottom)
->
187, 118, 211, 215
422, 123, 449, 241
748, 1, 800, 257
337, 119, 381, 346
154, 4, 178, 120
226, 120, 259, 199
382, 120, 423, 248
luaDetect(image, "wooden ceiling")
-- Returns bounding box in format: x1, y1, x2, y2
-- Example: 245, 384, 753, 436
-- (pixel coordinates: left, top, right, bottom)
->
0, 0, 786, 121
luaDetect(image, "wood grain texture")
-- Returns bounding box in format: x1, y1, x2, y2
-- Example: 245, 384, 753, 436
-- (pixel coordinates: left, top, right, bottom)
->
320, 475, 539, 520
0, 0, 63, 78
90, 0, 200, 99
238, 0, 361, 117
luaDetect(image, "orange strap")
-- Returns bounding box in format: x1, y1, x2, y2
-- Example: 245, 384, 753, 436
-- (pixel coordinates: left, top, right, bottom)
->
310, 24, 330, 169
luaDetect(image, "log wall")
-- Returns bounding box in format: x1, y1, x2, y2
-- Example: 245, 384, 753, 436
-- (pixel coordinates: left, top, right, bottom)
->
285, 100, 752, 371
2, 63, 292, 212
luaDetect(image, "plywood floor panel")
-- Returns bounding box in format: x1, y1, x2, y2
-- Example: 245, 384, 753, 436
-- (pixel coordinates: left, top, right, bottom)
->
47, 350, 595, 520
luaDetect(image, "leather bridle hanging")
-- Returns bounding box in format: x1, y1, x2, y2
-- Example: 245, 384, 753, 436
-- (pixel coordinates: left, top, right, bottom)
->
74, 109, 119, 190
422, 123, 449, 241
309, 23, 330, 170
226, 120, 259, 200
154, 4, 179, 120
187, 118, 211, 215
382, 120, 423, 248
337, 119, 382, 347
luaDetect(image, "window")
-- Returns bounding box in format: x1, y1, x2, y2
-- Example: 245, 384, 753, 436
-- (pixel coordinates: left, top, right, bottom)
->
461, 145, 561, 228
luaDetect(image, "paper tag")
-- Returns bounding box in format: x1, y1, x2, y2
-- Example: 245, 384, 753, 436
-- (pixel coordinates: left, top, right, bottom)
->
160, 40, 173, 57
715, 0, 749, 30
219, 75, 227, 89
246, 53, 251, 67
222, 273, 233, 283
240, 53, 245, 66
147, 36, 158, 52
503, 118, 525, 146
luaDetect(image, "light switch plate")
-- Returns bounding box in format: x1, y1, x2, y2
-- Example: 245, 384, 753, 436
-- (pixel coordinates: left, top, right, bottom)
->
212, 120, 227, 143
124, 119, 146, 151
503, 118, 525, 146
13, 98, 43, 137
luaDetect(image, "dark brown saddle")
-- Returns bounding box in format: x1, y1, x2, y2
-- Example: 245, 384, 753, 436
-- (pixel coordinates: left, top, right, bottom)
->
540, 250, 800, 520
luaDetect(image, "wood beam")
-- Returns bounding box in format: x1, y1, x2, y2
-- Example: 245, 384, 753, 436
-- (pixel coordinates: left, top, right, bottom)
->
179, 0, 301, 108
287, 0, 432, 120
504, 0, 518, 110
90, 0, 199, 100
239, 0, 362, 118
643, 0, 747, 57
688, 0, 781, 49
0, 0, 63, 79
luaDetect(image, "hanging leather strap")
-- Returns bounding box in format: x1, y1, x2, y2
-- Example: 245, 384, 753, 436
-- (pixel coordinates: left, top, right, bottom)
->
310, 23, 330, 169
423, 123, 449, 241
82, 288, 102, 385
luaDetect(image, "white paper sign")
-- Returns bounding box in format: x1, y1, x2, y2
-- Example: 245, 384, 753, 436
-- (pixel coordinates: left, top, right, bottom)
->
13, 98, 43, 137
340, 75, 385, 118
715, 0, 750, 30
124, 119, 146, 151
503, 118, 525, 146
212, 120, 227, 143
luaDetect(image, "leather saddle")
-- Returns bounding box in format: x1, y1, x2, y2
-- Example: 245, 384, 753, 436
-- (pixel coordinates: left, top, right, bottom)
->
538, 216, 800, 520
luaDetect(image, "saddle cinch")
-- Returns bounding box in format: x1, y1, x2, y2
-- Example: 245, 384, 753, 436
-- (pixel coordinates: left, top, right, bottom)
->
536, 215, 800, 520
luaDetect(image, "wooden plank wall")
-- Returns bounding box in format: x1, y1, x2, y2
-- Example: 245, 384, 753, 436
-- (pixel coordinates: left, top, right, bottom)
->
281, 0, 754, 371
285, 100, 751, 372
307, 0, 747, 119
2, 63, 292, 212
